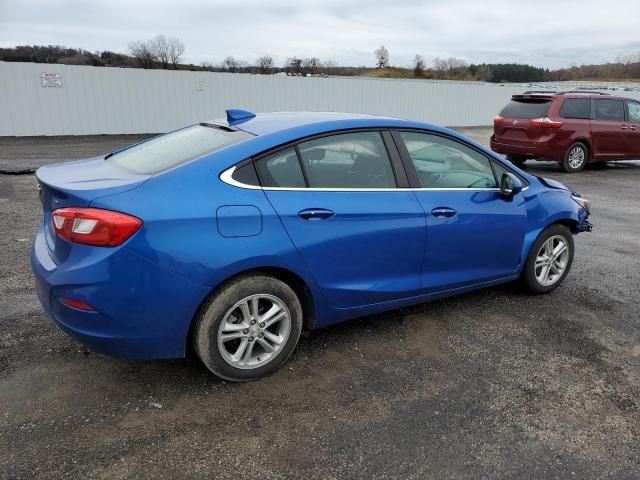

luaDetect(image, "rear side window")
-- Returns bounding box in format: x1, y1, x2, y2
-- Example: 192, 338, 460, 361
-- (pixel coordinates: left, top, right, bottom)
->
626, 101, 640, 123
559, 98, 591, 119
108, 125, 250, 174
255, 148, 306, 188
500, 100, 551, 119
594, 99, 625, 122
297, 132, 396, 188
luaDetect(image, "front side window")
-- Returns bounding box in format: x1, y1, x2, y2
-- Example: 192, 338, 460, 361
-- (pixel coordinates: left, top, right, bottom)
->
594, 99, 625, 122
626, 101, 640, 123
399, 132, 496, 189
108, 125, 250, 174
559, 98, 591, 119
297, 132, 396, 188
255, 148, 306, 188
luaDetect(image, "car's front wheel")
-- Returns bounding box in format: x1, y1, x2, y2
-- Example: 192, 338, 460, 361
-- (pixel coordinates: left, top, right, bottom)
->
562, 142, 588, 172
193, 275, 303, 381
521, 224, 574, 294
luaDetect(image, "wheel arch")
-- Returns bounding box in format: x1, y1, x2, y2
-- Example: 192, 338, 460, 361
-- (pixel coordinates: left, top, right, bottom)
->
186, 266, 316, 355
520, 217, 579, 272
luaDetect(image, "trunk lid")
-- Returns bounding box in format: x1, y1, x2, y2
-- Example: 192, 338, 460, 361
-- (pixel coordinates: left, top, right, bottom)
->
36, 156, 149, 264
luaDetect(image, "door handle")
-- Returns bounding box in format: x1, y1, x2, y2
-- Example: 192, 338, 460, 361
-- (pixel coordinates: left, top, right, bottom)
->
298, 208, 335, 220
621, 124, 628, 130
431, 207, 457, 218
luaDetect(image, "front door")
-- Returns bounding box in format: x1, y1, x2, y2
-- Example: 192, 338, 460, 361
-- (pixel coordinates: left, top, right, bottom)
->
591, 98, 628, 159
255, 131, 426, 308
393, 130, 528, 292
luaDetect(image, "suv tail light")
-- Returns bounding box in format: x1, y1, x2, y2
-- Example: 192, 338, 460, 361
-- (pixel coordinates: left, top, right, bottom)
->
529, 117, 563, 128
494, 115, 504, 126
51, 208, 142, 247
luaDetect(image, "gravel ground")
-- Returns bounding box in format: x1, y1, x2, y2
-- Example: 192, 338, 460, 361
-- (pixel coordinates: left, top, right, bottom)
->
1, 128, 639, 479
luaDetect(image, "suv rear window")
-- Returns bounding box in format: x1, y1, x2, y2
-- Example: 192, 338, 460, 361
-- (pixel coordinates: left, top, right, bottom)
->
500, 100, 551, 119
108, 125, 251, 174
559, 98, 591, 119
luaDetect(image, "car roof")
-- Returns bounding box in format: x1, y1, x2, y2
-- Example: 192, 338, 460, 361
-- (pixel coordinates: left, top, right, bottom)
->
513, 91, 629, 101
208, 111, 436, 136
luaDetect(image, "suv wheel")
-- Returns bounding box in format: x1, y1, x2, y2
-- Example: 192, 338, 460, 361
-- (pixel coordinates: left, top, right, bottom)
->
506, 155, 527, 167
562, 143, 588, 172
193, 275, 303, 381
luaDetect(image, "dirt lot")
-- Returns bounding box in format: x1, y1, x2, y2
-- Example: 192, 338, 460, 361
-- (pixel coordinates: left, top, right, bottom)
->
1, 128, 639, 479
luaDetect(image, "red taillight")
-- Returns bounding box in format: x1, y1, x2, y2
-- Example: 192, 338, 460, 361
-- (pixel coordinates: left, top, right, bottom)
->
529, 117, 563, 128
51, 208, 142, 247
494, 115, 504, 126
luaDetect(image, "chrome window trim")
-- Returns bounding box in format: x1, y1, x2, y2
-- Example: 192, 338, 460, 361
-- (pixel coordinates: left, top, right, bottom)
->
220, 165, 524, 192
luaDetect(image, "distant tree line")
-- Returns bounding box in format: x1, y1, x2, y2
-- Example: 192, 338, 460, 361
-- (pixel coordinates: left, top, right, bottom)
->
2, 42, 640, 83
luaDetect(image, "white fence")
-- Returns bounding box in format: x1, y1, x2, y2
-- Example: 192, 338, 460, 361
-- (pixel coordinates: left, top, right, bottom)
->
2, 62, 640, 137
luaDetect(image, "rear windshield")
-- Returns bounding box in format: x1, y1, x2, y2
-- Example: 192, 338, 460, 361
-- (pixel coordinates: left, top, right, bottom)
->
500, 99, 551, 119
108, 125, 251, 174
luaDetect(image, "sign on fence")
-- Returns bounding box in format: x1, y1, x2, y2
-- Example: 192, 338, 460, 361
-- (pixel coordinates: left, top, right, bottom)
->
41, 72, 63, 88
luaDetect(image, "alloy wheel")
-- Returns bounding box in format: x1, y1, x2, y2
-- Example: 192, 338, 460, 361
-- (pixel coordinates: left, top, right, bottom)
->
568, 146, 586, 170
217, 294, 291, 369
534, 235, 570, 287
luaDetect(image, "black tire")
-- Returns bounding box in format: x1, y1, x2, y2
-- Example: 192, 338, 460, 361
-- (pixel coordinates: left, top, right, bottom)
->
193, 275, 303, 381
521, 224, 574, 294
561, 142, 588, 173
506, 154, 527, 167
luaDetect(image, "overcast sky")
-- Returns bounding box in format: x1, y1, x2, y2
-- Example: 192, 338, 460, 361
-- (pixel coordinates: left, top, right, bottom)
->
1, 0, 639, 69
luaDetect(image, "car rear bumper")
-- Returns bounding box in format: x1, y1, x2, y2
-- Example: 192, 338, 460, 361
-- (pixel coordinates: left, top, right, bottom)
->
490, 136, 562, 162
31, 225, 210, 360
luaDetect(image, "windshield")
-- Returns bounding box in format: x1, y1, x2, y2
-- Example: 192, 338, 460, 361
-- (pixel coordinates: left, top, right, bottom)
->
108, 125, 251, 174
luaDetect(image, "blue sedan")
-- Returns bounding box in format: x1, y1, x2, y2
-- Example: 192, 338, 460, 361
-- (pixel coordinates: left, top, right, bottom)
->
31, 110, 592, 381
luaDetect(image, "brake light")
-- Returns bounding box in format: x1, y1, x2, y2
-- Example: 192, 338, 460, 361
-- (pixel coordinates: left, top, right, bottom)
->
51, 208, 142, 247
494, 115, 504, 126
529, 117, 563, 128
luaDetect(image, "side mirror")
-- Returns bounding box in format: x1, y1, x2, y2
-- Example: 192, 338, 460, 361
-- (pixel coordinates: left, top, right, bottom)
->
500, 172, 523, 197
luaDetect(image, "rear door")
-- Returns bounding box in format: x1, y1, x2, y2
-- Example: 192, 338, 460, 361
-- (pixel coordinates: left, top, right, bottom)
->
495, 97, 554, 146
393, 130, 528, 292
256, 130, 427, 309
625, 100, 640, 159
591, 98, 628, 159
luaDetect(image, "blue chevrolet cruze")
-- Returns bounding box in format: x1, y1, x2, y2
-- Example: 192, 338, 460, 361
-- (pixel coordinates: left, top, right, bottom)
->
32, 110, 592, 381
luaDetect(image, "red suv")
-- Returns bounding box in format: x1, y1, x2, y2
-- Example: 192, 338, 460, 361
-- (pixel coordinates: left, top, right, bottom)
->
491, 91, 640, 172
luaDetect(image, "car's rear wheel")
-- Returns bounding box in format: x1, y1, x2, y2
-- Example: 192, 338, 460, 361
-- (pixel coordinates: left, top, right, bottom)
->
506, 154, 527, 167
193, 275, 303, 381
521, 224, 574, 294
562, 143, 588, 172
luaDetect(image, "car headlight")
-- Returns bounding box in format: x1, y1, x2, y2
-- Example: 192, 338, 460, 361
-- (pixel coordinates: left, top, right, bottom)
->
571, 195, 590, 213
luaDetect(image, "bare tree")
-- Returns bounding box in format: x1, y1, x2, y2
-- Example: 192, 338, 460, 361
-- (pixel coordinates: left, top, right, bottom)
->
256, 55, 274, 74
374, 45, 389, 69
285, 56, 302, 75
128, 40, 156, 69
302, 57, 321, 76
222, 56, 240, 72
413, 54, 425, 77
322, 59, 339, 75
167, 37, 185, 69
129, 35, 185, 69
150, 35, 170, 69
